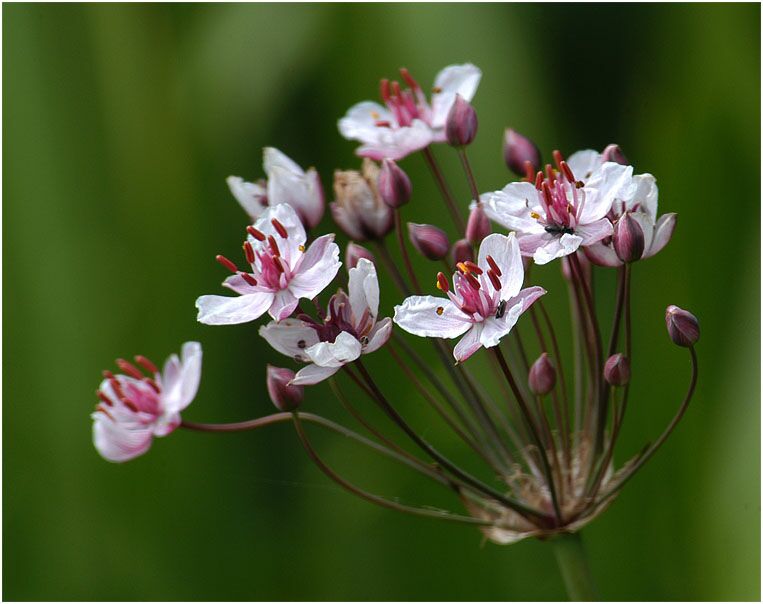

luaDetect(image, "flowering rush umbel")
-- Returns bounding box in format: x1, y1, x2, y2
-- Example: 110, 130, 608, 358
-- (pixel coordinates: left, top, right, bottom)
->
93, 63, 699, 599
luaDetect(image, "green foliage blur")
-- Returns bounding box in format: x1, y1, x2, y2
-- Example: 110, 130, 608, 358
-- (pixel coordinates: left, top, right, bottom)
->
4, 3, 760, 600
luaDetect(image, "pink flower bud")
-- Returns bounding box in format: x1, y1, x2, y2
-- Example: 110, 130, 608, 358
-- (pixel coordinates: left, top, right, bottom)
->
445, 94, 478, 147
465, 204, 491, 245
330, 159, 394, 241
346, 242, 375, 271
665, 305, 700, 347
451, 238, 474, 266
601, 143, 629, 165
504, 128, 541, 177
613, 212, 645, 263
266, 365, 304, 411
408, 223, 450, 261
378, 159, 412, 208
528, 353, 556, 395
604, 354, 630, 386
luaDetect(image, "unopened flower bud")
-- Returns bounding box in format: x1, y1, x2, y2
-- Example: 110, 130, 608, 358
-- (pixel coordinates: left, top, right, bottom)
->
451, 238, 474, 266
604, 354, 630, 386
378, 159, 412, 208
613, 212, 645, 263
408, 223, 450, 261
266, 365, 304, 411
665, 305, 700, 347
330, 159, 394, 241
504, 128, 541, 177
528, 353, 556, 395
445, 94, 478, 147
602, 143, 629, 165
466, 204, 491, 245
346, 242, 375, 271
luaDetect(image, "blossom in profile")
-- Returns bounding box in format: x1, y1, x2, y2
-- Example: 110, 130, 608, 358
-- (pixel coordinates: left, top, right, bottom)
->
481, 152, 635, 265
196, 203, 340, 324
330, 159, 394, 241
394, 233, 545, 362
259, 259, 392, 385
338, 63, 482, 160
227, 147, 325, 229
92, 342, 202, 462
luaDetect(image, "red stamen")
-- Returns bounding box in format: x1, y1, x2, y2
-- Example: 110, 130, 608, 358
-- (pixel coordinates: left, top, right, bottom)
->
108, 378, 126, 401
523, 160, 535, 182
535, 171, 544, 190
399, 67, 419, 90
122, 398, 139, 413
542, 182, 554, 207
436, 272, 450, 292
391, 80, 402, 99
143, 377, 161, 393
560, 160, 575, 183
375, 120, 391, 128
274, 256, 285, 274
380, 78, 391, 103
116, 358, 144, 380
216, 255, 239, 274
268, 235, 280, 257
134, 355, 158, 374
102, 370, 115, 380
97, 405, 115, 421
247, 226, 266, 241
545, 163, 555, 183
271, 219, 288, 238
243, 241, 255, 264
97, 391, 115, 407
240, 273, 258, 287
552, 149, 564, 169
464, 272, 481, 290
485, 255, 502, 277
464, 261, 483, 275
487, 269, 502, 291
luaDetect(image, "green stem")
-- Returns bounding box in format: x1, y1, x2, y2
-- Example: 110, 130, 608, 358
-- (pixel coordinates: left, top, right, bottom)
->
552, 532, 598, 601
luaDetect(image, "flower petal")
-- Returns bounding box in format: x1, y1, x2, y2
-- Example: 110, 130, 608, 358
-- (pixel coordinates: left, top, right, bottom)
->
160, 341, 202, 415
264, 148, 325, 229
222, 273, 260, 295
453, 324, 484, 362
583, 242, 622, 267
348, 258, 379, 323
196, 292, 274, 325
578, 162, 634, 224
227, 176, 267, 220
269, 289, 299, 321
250, 203, 306, 263
288, 234, 341, 299
644, 212, 677, 259
259, 318, 320, 362
520, 232, 583, 265
625, 173, 658, 220
479, 286, 545, 348
355, 120, 433, 161
291, 363, 341, 386
305, 331, 362, 367
338, 101, 395, 141
363, 317, 392, 354
430, 63, 482, 127
565, 149, 602, 182
393, 296, 471, 339
478, 232, 524, 300
481, 182, 544, 234
576, 218, 614, 246
92, 415, 154, 463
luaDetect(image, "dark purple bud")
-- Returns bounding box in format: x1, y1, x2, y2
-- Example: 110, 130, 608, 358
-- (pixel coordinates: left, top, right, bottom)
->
346, 242, 375, 271
504, 128, 541, 177
528, 353, 556, 395
665, 305, 700, 347
604, 354, 630, 386
465, 204, 491, 245
613, 212, 645, 263
451, 238, 474, 266
378, 159, 412, 208
408, 223, 450, 261
445, 94, 478, 147
266, 365, 304, 411
602, 144, 629, 165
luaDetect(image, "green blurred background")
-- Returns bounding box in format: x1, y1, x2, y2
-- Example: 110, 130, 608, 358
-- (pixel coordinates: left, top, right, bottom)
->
4, 3, 760, 600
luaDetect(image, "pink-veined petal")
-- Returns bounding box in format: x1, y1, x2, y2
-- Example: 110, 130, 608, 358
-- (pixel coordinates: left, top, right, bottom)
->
290, 363, 341, 386
269, 289, 299, 321
430, 63, 482, 127
453, 324, 484, 362
264, 148, 324, 229
565, 149, 602, 183
363, 317, 392, 354
249, 203, 306, 263
160, 342, 202, 414
305, 331, 362, 368
625, 173, 658, 220
222, 273, 260, 295
227, 176, 267, 220
393, 296, 471, 339
355, 120, 433, 161
338, 101, 396, 142
524, 232, 583, 265
481, 182, 544, 234
195, 292, 274, 325
92, 415, 154, 463
288, 235, 341, 299
644, 212, 676, 259
579, 162, 634, 224
259, 318, 320, 362
479, 286, 545, 348
576, 218, 614, 246
348, 258, 379, 323
584, 242, 622, 267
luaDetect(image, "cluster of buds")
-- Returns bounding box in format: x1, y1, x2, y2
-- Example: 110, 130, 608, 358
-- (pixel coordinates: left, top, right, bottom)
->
93, 63, 699, 549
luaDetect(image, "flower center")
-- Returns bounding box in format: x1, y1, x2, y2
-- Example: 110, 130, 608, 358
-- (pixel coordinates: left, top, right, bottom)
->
96, 356, 162, 421
531, 151, 586, 234
437, 258, 505, 322
299, 293, 374, 346
377, 68, 429, 128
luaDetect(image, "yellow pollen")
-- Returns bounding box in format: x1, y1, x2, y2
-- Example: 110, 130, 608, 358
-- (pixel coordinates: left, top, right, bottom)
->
530, 211, 541, 220
370, 111, 380, 119
456, 262, 469, 274
298, 245, 305, 252
436, 306, 444, 316
432, 86, 442, 93
436, 280, 444, 291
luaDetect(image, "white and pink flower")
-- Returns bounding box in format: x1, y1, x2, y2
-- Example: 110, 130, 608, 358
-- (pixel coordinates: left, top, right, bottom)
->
259, 258, 392, 385
563, 149, 677, 267
92, 342, 202, 462
196, 203, 340, 324
394, 233, 545, 362
227, 147, 325, 229
480, 153, 635, 265
338, 64, 482, 161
